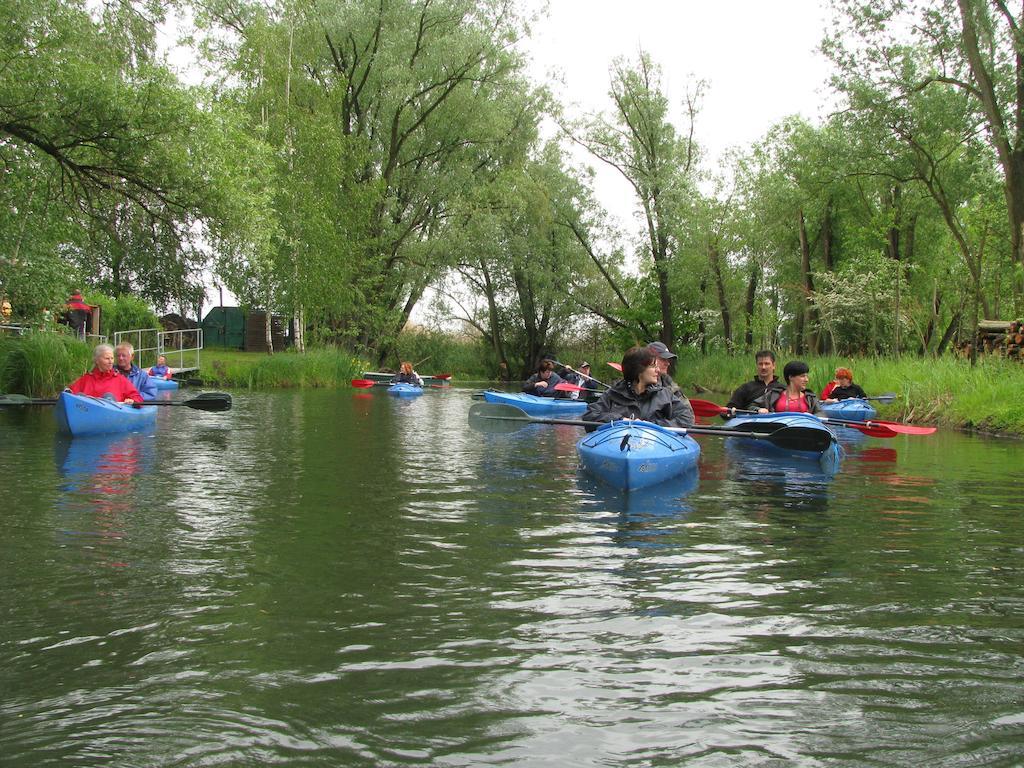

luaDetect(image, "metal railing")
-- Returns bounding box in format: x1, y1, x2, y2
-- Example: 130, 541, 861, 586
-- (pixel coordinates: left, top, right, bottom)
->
113, 327, 203, 373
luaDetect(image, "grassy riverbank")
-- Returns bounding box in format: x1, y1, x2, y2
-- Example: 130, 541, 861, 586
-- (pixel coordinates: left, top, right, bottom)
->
679, 352, 1022, 435
4, 333, 1023, 435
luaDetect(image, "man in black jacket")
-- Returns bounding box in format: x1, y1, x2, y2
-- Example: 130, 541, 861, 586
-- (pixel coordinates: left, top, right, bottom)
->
725, 350, 785, 416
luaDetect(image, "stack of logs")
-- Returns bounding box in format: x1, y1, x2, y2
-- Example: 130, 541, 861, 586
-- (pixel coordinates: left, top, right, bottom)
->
974, 319, 1024, 357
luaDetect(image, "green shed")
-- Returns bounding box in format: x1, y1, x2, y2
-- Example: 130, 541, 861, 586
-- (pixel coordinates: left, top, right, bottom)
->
202, 306, 246, 349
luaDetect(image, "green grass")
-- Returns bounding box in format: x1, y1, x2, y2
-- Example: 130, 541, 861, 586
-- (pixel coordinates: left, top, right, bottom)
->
679, 351, 1024, 434
200, 348, 366, 389
7, 332, 1024, 435
0, 332, 92, 397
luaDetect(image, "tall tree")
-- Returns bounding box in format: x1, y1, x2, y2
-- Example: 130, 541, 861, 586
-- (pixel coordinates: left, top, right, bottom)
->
573, 53, 700, 350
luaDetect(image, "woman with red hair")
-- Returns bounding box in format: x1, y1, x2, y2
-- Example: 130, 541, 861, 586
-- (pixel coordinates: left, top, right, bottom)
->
821, 367, 867, 402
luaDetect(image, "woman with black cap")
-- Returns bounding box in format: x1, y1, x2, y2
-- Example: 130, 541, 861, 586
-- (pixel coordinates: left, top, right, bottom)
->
768, 360, 823, 414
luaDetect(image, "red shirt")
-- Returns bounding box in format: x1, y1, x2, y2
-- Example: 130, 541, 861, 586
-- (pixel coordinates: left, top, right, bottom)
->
820, 380, 838, 399
774, 391, 811, 413
69, 368, 142, 402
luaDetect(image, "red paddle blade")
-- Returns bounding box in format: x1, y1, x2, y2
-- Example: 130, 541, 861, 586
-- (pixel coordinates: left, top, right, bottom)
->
689, 398, 729, 417
868, 420, 936, 435
553, 382, 586, 392
607, 361, 623, 372
431, 373, 452, 380
350, 379, 376, 388
843, 422, 898, 438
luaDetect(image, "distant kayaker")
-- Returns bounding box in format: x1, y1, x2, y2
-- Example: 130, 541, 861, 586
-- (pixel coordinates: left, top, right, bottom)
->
67, 343, 143, 403
582, 346, 694, 432
769, 360, 823, 414
114, 342, 157, 401
821, 367, 868, 402
724, 350, 785, 416
646, 341, 683, 397
394, 361, 424, 387
561, 361, 600, 400
148, 355, 173, 380
522, 360, 563, 397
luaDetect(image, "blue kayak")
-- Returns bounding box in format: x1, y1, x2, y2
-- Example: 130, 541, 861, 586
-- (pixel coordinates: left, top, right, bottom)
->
151, 378, 179, 391
54, 391, 157, 437
387, 383, 423, 397
723, 411, 841, 471
483, 390, 587, 417
819, 398, 876, 421
577, 420, 701, 491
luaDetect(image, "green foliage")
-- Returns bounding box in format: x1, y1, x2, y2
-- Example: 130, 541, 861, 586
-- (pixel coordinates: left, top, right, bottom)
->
200, 348, 364, 388
0, 332, 91, 397
85, 292, 160, 339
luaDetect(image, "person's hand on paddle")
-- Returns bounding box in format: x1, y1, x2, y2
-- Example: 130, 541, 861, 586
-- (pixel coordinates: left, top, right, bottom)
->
533, 380, 548, 391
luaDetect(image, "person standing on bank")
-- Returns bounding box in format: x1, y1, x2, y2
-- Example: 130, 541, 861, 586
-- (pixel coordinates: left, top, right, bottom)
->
769, 360, 823, 414
114, 342, 157, 401
724, 350, 786, 416
583, 346, 695, 432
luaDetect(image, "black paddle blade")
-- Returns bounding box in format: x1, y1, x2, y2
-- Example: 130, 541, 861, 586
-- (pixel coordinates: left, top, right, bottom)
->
0, 394, 57, 407
467, 402, 532, 434
720, 420, 787, 434
766, 425, 834, 453
184, 392, 232, 412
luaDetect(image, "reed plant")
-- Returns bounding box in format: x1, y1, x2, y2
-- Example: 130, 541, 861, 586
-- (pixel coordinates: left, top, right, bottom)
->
201, 348, 365, 389
0, 332, 92, 397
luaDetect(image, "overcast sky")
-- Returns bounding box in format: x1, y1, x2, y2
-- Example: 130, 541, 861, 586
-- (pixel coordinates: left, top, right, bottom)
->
520, 0, 835, 223
523, 0, 833, 162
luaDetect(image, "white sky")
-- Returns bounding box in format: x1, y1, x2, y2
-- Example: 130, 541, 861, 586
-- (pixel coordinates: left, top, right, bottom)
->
522, 0, 834, 220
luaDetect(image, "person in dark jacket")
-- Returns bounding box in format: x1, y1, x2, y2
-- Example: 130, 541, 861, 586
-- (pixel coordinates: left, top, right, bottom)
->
725, 350, 785, 416
522, 360, 563, 397
582, 346, 695, 432
561, 362, 601, 400
769, 360, 823, 414
394, 361, 424, 387
821, 367, 868, 402
646, 341, 683, 397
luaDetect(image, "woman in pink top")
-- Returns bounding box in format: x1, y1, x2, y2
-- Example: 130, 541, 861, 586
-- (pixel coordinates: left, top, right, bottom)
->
769, 360, 823, 414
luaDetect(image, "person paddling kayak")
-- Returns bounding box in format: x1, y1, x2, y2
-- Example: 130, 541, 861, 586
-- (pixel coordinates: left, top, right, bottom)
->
821, 367, 868, 402
114, 342, 157, 401
769, 360, 823, 414
67, 343, 143, 403
582, 346, 694, 432
724, 349, 785, 416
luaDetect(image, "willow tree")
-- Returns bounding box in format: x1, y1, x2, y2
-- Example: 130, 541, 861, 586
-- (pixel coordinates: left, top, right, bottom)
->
573, 52, 700, 351
826, 0, 1024, 302
0, 0, 237, 315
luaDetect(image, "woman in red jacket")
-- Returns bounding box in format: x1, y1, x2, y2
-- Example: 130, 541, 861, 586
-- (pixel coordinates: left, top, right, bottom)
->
68, 344, 142, 403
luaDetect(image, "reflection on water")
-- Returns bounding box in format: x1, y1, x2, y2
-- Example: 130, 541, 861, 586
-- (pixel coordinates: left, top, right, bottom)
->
1, 389, 1023, 767
54, 433, 154, 568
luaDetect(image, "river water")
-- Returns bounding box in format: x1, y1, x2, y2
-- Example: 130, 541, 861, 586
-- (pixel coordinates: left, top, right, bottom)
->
1, 387, 1022, 766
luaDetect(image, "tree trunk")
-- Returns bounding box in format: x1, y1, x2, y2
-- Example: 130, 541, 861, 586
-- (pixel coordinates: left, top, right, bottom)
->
707, 240, 733, 351
796, 208, 816, 354
743, 259, 758, 350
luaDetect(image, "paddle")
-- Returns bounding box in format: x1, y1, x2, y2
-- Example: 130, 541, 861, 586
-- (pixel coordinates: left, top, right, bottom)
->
687, 398, 934, 437
607, 362, 623, 372
468, 402, 835, 453
351, 379, 376, 388
553, 382, 587, 392
546, 359, 610, 389
0, 392, 232, 412
863, 392, 898, 404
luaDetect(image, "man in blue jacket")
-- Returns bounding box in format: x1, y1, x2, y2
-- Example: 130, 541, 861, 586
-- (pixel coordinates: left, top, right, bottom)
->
114, 342, 157, 401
